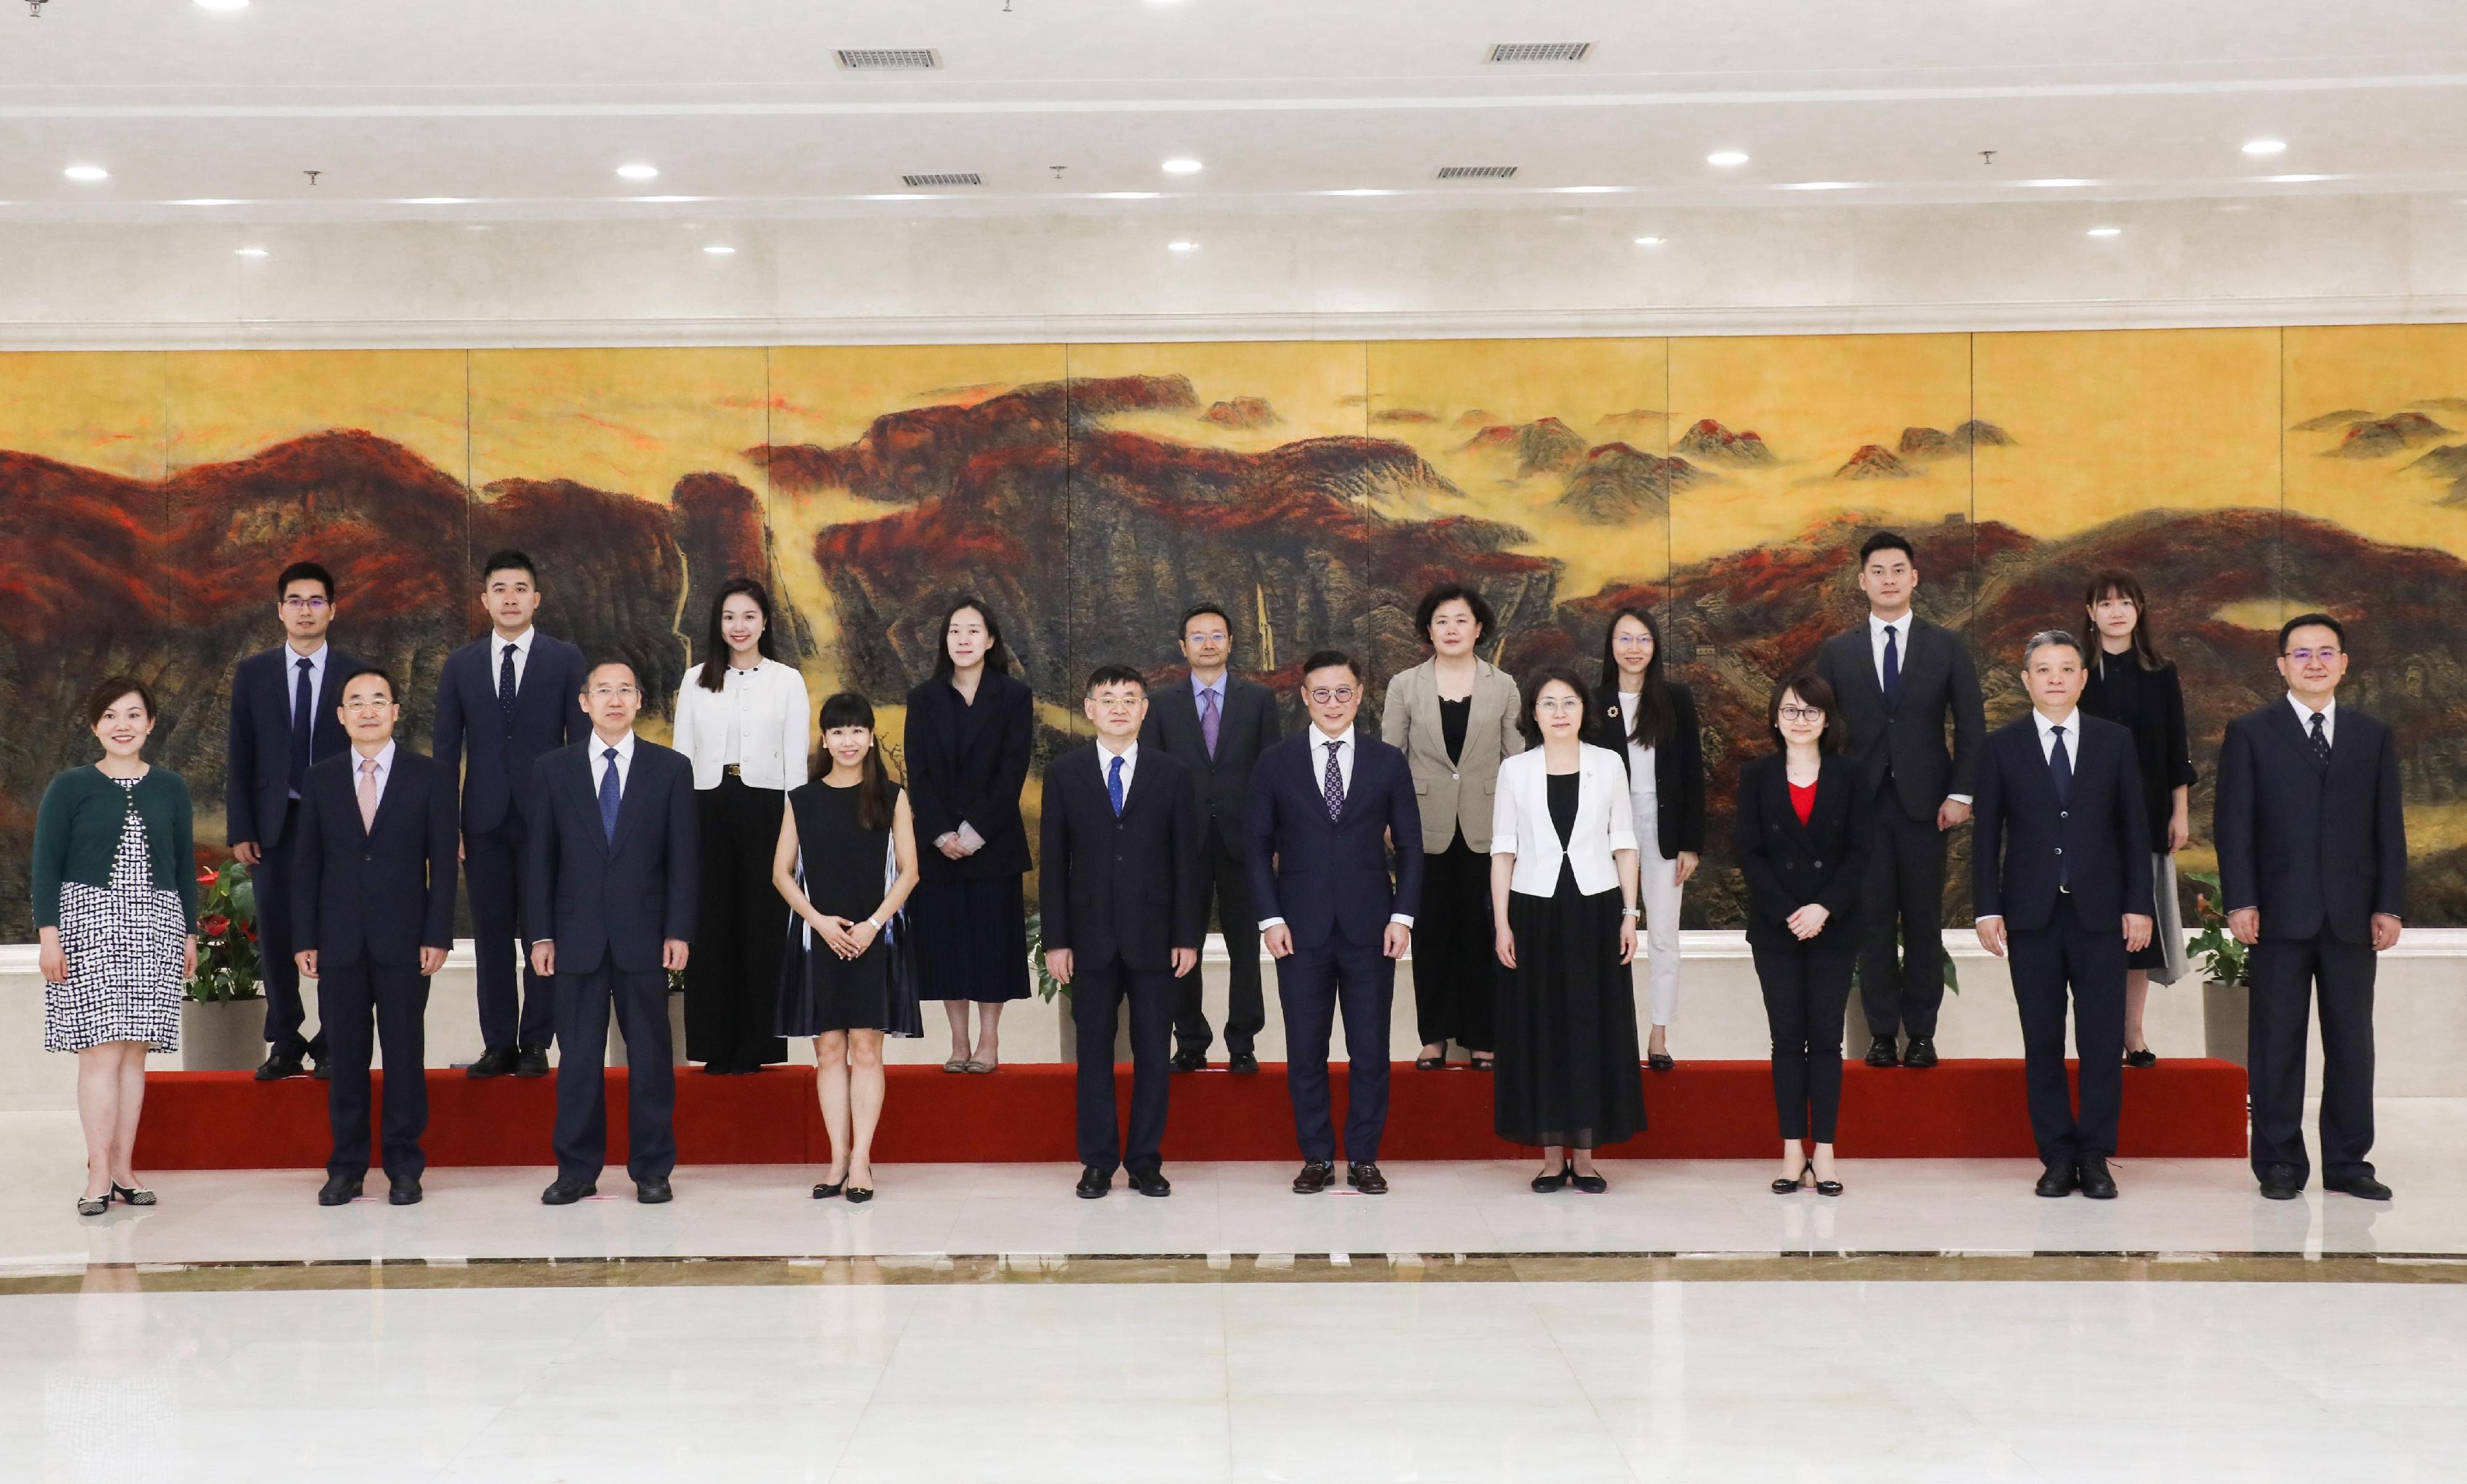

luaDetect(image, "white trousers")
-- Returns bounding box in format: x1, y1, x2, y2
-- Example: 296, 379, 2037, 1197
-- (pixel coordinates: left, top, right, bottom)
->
1633, 788, 1684, 1028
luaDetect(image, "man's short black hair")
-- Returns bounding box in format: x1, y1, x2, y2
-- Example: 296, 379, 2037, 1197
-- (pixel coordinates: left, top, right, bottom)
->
276, 560, 336, 602
2279, 612, 2346, 653
480, 549, 538, 585
1084, 662, 1148, 693
583, 658, 638, 689
336, 666, 397, 703
1300, 648, 1360, 683
1179, 603, 1232, 637
1858, 530, 1916, 566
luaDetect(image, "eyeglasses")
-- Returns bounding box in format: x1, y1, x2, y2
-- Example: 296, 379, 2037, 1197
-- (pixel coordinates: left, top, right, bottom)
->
2284, 648, 2342, 664
1184, 630, 1228, 645
280, 596, 329, 611
1777, 705, 1824, 722
1612, 633, 1654, 648
587, 685, 640, 699
1306, 686, 1359, 704
1534, 696, 1584, 712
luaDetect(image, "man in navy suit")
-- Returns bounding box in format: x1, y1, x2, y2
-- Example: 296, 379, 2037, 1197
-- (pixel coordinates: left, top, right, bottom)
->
2215, 612, 2407, 1202
527, 660, 698, 1206
1248, 649, 1425, 1195
228, 559, 366, 1081
1973, 631, 2154, 1200
292, 668, 457, 1208
433, 550, 591, 1079
1044, 664, 1206, 1200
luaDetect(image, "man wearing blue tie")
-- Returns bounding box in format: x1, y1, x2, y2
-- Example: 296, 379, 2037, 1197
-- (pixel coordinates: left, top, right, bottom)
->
228, 561, 365, 1081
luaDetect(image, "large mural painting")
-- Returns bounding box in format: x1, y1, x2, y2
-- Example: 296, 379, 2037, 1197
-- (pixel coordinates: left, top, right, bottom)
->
7, 325, 2467, 939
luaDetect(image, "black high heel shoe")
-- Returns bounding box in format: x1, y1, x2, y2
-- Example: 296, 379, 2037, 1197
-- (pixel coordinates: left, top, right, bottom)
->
845, 1185, 875, 1205
111, 1182, 156, 1207
76, 1192, 110, 1217
1813, 1168, 1844, 1197
1570, 1165, 1608, 1195
1772, 1161, 1812, 1195
812, 1176, 846, 1200
1531, 1161, 1572, 1193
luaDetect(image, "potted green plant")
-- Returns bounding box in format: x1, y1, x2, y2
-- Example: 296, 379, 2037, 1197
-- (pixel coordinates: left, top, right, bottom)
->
2180, 870, 2252, 1066
181, 856, 268, 1071
1028, 912, 1132, 1065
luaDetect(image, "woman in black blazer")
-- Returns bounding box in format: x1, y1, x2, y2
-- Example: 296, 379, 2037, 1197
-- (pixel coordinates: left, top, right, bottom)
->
1735, 670, 1869, 1197
902, 596, 1034, 1072
1589, 606, 1705, 1069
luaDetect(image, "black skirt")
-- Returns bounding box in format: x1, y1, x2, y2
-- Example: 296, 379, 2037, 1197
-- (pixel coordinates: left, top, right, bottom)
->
1493, 870, 1646, 1148
911, 873, 1031, 1002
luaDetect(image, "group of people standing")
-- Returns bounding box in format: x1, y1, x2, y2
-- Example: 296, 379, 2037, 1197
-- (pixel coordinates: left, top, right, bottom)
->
30, 530, 2405, 1213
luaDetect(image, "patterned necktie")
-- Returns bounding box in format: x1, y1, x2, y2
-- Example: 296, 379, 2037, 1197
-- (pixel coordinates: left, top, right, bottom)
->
599, 747, 621, 841
1107, 753, 1126, 817
2309, 711, 2331, 767
1322, 740, 1345, 820
357, 755, 381, 832
1880, 624, 1903, 710
1200, 685, 1221, 758
497, 641, 519, 723
2048, 724, 2072, 805
289, 656, 314, 794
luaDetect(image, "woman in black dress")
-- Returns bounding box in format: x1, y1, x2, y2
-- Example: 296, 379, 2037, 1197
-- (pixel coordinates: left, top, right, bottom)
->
1489, 666, 1644, 1193
902, 596, 1034, 1071
775, 693, 920, 1203
2080, 571, 2196, 1066
1736, 672, 1869, 1196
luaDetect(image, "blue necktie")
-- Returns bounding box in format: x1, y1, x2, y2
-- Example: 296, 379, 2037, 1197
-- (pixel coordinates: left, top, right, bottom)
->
1107, 753, 1126, 817
1880, 625, 1902, 711
2048, 725, 2072, 889
497, 642, 519, 727
288, 656, 313, 796
598, 747, 621, 842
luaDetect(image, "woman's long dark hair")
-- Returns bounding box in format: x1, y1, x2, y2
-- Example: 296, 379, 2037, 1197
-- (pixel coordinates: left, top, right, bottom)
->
1596, 605, 1675, 748
1515, 664, 1597, 749
815, 691, 900, 831
929, 593, 1014, 678
696, 576, 781, 692
2080, 569, 2165, 674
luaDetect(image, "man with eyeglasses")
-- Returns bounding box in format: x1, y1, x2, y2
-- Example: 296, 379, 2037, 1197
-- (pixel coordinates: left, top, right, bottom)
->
1139, 603, 1282, 1073
527, 661, 698, 1206
1247, 649, 1425, 1195
2215, 613, 2405, 1203
228, 560, 366, 1081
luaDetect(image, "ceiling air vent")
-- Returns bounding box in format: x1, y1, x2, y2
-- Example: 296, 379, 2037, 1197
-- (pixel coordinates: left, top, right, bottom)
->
1436, 165, 1519, 181
1485, 41, 1591, 64
902, 173, 981, 188
836, 48, 941, 70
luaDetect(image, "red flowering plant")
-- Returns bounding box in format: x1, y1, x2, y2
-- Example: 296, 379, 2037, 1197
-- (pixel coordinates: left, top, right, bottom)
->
185, 858, 265, 1002
2180, 871, 2251, 988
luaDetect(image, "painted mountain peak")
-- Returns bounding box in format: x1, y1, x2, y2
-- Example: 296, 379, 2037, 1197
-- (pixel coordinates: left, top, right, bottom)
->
1200, 396, 1280, 430
1370, 407, 1439, 424
1833, 443, 1917, 480
2327, 411, 2453, 460
1460, 416, 1589, 477
2403, 444, 2467, 480
1452, 408, 1499, 430
1898, 421, 2014, 459
2290, 408, 2378, 432
1556, 444, 1704, 524
1673, 419, 1777, 467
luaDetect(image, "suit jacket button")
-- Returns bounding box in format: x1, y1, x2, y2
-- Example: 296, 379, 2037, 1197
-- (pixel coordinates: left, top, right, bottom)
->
363, 854, 373, 862
2059, 810, 2068, 818
1813, 860, 1822, 868
2054, 847, 2064, 855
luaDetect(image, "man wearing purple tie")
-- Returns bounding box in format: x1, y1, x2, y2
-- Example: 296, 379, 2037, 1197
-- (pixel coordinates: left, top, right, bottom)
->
1140, 604, 1282, 1073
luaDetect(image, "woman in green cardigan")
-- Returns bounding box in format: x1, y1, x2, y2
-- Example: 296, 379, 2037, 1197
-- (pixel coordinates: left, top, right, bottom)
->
33, 677, 199, 1218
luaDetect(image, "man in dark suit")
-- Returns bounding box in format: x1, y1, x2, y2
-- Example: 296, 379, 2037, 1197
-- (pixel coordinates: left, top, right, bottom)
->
1140, 603, 1281, 1073
229, 559, 366, 1081
434, 550, 591, 1080
1811, 530, 1985, 1070
526, 660, 698, 1206
2215, 613, 2405, 1202
1972, 632, 2154, 1200
292, 668, 458, 1208
1248, 649, 1425, 1195
1044, 664, 1206, 1200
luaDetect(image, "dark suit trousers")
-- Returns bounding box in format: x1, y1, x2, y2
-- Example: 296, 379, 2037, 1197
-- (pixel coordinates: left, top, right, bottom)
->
1275, 933, 1394, 1163
1858, 794, 1948, 1039
466, 811, 556, 1053
1175, 827, 1264, 1057
2008, 917, 2127, 1165
2249, 933, 2377, 1184
319, 960, 430, 1181
682, 775, 789, 1069
1752, 942, 1856, 1142
553, 962, 678, 1184
1073, 958, 1174, 1173
252, 801, 326, 1060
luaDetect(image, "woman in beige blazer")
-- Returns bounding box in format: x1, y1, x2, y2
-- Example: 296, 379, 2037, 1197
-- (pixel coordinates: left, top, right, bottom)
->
1381, 583, 1524, 1070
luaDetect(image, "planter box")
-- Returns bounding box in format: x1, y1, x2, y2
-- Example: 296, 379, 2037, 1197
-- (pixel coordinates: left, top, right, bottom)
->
178, 997, 264, 1071
2201, 978, 2249, 1067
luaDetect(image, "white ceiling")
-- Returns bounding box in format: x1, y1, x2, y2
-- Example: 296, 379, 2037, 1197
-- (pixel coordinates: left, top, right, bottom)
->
5, 0, 2467, 221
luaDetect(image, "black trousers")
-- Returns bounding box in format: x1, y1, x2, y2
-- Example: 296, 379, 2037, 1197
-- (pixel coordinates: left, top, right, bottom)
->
467, 810, 555, 1053
1858, 796, 1949, 1040
252, 802, 326, 1061
553, 962, 677, 1184
1752, 941, 1856, 1142
683, 775, 789, 1068
1073, 957, 1175, 1173
1412, 833, 1498, 1051
2009, 915, 2127, 1165
319, 958, 430, 1181
1173, 827, 1264, 1057
2248, 931, 2377, 1185
1275, 933, 1393, 1164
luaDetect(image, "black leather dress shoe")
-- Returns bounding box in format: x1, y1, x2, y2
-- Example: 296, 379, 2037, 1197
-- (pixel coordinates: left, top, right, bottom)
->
256, 1052, 305, 1081
1292, 1161, 1335, 1194
1169, 1048, 1209, 1073
1228, 1050, 1259, 1075
310, 1055, 332, 1081
317, 1174, 363, 1206
388, 1177, 422, 1206
2259, 1164, 2304, 1201
2123, 1047, 2159, 1069
636, 1179, 673, 1204
2034, 1161, 2080, 1198
540, 1177, 596, 1205
1645, 1052, 1675, 1072
2078, 1154, 2118, 1200
2326, 1173, 2394, 1201
1901, 1038, 1939, 1069
1345, 1161, 1389, 1195
1863, 1036, 1900, 1068
513, 1048, 551, 1078
1076, 1165, 1111, 1198
466, 1045, 517, 1079
1128, 1166, 1171, 1198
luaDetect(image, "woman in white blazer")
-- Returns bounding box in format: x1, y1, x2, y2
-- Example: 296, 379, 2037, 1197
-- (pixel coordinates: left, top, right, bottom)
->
1489, 666, 1645, 1194
671, 577, 812, 1074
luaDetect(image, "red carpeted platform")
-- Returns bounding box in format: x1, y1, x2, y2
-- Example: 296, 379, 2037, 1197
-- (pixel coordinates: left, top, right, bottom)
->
131, 1058, 2248, 1169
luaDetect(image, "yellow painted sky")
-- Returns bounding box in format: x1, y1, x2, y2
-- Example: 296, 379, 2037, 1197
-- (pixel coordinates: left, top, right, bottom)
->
1066, 340, 1366, 450
2283, 323, 2467, 556
0, 352, 168, 480
164, 350, 469, 476
466, 347, 768, 503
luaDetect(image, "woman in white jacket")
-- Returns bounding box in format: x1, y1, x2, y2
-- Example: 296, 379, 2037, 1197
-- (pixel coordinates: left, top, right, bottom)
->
1489, 664, 1644, 1194
672, 577, 811, 1073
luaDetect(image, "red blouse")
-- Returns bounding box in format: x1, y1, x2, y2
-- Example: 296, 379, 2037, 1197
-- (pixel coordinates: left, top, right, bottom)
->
1788, 779, 1818, 825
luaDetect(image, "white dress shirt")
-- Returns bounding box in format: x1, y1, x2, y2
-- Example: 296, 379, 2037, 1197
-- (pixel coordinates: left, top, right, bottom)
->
1096, 736, 1138, 798
591, 729, 637, 798
1259, 723, 1414, 930
672, 657, 812, 791
350, 739, 398, 812
2287, 692, 2336, 747
493, 627, 535, 692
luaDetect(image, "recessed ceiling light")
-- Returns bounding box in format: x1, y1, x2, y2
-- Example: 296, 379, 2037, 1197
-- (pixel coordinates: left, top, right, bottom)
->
63, 165, 109, 183
702, 244, 736, 255
1777, 181, 1860, 191
1161, 157, 1203, 175
2242, 139, 2288, 157
2086, 226, 2122, 237
2015, 178, 2095, 188
397, 197, 473, 205
1706, 150, 1749, 167
1552, 186, 1625, 195
1167, 240, 1198, 253
1634, 236, 1666, 246
616, 163, 660, 181
194, 0, 249, 10
234, 246, 268, 257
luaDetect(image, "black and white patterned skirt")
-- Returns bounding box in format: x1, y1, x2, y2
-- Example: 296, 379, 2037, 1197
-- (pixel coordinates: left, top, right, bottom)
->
46, 881, 186, 1055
